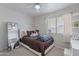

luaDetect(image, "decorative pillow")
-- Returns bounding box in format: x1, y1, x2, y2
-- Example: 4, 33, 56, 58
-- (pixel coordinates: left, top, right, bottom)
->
21, 31, 27, 38
30, 33, 37, 37
26, 31, 31, 37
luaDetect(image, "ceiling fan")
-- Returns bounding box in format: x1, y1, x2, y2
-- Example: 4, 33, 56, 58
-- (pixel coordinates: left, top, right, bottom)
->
34, 3, 41, 12
25, 3, 48, 12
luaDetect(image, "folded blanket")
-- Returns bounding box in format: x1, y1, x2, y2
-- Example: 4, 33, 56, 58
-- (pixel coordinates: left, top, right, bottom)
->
37, 35, 51, 42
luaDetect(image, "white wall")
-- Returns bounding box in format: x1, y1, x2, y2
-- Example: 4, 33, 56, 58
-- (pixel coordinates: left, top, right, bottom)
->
33, 16, 47, 35
0, 6, 32, 50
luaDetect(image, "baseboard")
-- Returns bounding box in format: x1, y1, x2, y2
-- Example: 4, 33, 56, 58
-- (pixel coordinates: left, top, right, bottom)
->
0, 47, 8, 52
19, 42, 55, 56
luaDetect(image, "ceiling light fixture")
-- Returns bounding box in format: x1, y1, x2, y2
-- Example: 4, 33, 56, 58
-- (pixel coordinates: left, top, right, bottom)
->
35, 3, 40, 12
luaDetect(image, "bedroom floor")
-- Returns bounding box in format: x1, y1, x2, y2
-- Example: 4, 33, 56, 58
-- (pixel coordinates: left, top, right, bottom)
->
0, 42, 70, 56
0, 46, 64, 56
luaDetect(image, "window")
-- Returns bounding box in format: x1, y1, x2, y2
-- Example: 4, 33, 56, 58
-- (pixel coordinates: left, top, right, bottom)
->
47, 17, 56, 33
47, 16, 64, 34
57, 16, 64, 34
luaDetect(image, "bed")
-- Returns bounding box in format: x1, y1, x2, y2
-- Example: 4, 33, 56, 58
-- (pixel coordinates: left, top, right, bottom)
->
20, 31, 54, 56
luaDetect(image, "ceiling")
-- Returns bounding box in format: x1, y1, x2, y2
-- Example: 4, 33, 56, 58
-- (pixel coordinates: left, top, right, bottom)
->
0, 3, 76, 17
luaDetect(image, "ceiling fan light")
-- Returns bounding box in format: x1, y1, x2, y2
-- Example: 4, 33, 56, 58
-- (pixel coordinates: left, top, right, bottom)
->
35, 4, 40, 10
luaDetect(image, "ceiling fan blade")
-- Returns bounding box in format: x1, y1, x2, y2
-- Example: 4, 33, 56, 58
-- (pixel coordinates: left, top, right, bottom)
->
25, 5, 34, 8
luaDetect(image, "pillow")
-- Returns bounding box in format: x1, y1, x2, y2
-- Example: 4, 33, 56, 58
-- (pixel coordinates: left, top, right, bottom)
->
30, 33, 36, 36
30, 32, 38, 37
21, 31, 27, 38
26, 31, 31, 37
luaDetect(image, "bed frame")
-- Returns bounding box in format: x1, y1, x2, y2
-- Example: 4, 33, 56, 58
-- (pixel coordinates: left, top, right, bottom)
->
19, 42, 55, 56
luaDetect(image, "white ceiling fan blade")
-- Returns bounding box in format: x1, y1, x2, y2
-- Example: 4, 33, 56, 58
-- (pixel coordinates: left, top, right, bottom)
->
25, 5, 34, 8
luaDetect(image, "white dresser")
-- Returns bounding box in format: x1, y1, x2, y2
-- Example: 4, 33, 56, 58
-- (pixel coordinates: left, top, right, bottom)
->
71, 39, 79, 56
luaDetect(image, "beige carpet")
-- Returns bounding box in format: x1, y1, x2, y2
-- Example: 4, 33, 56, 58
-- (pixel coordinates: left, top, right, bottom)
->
0, 46, 64, 56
